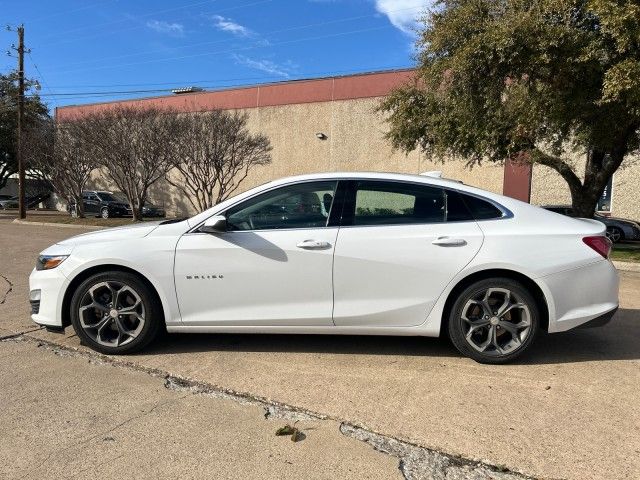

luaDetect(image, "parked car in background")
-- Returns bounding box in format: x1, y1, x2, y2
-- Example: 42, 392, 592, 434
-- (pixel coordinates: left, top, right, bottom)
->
0, 193, 50, 210
31, 172, 618, 364
68, 191, 166, 219
141, 202, 166, 218
68, 191, 132, 218
542, 205, 640, 243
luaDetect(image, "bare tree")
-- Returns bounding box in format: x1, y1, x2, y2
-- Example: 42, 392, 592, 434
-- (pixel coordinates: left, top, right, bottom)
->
25, 118, 97, 217
74, 106, 182, 221
168, 110, 272, 212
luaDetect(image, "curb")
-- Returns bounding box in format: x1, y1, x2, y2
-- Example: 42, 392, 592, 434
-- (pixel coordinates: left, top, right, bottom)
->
11, 219, 106, 230
613, 260, 640, 273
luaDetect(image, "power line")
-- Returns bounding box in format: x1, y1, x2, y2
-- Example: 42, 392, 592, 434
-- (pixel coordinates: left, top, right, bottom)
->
25, 65, 413, 101
45, 0, 274, 61
41, 64, 410, 90
26, 51, 57, 107
38, 4, 423, 70
36, 0, 222, 42
47, 24, 393, 76
39, 0, 274, 49
22, 0, 121, 24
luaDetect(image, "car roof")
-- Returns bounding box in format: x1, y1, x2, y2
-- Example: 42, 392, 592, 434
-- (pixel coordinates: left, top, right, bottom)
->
267, 171, 470, 189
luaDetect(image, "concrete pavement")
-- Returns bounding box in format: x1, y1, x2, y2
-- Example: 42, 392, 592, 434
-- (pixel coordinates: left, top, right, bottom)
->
1, 218, 639, 479
0, 339, 403, 480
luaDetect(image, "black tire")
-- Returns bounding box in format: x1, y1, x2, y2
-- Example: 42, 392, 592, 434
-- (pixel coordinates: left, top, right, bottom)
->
606, 227, 624, 244
447, 278, 539, 364
100, 207, 110, 219
70, 271, 163, 355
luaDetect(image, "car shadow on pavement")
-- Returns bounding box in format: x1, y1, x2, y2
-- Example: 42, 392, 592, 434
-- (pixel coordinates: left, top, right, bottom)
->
147, 331, 459, 358
141, 308, 640, 364
522, 307, 640, 364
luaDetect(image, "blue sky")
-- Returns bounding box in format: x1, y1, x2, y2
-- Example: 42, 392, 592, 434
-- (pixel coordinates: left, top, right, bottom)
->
1, 0, 430, 111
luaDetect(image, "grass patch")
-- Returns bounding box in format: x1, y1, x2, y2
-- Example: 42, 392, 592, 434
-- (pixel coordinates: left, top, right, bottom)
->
611, 244, 640, 263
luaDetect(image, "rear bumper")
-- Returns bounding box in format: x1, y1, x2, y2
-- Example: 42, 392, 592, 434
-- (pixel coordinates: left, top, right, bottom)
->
577, 307, 617, 328
542, 259, 619, 333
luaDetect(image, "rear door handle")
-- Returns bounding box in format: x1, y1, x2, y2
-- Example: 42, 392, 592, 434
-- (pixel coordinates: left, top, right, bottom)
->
297, 239, 332, 250
432, 236, 467, 247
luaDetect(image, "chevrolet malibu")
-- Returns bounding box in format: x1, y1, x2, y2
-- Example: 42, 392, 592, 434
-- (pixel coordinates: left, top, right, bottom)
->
29, 172, 619, 363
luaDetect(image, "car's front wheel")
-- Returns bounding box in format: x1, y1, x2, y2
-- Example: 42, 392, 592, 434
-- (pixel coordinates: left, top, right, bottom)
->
448, 278, 539, 364
100, 207, 110, 219
70, 271, 162, 354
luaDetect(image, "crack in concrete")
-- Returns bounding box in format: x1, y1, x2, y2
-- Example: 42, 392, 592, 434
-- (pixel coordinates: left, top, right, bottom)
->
0, 327, 42, 341
164, 376, 324, 422
0, 273, 13, 305
6, 335, 539, 480
340, 424, 532, 480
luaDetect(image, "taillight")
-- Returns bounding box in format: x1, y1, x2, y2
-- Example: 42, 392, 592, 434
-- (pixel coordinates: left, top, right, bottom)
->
583, 236, 612, 259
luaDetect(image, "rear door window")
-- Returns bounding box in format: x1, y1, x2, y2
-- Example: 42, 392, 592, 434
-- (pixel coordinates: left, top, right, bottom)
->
349, 181, 445, 226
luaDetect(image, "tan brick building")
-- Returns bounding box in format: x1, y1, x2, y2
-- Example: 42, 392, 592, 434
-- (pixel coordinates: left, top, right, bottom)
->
56, 69, 639, 219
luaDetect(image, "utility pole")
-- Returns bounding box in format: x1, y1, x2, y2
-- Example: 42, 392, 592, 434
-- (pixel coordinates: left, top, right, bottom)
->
8, 24, 28, 218
16, 24, 26, 219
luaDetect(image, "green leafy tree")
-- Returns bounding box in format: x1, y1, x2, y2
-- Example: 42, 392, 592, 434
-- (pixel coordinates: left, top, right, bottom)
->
380, 0, 640, 217
0, 72, 50, 189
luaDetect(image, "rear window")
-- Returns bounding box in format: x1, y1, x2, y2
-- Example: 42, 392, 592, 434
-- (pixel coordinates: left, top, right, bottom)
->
459, 193, 504, 220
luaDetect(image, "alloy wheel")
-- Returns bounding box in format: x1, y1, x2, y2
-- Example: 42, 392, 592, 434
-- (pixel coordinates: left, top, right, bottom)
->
78, 281, 145, 347
460, 287, 531, 357
606, 228, 622, 243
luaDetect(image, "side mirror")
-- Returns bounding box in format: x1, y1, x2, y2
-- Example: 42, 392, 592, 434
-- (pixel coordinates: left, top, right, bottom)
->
200, 215, 227, 234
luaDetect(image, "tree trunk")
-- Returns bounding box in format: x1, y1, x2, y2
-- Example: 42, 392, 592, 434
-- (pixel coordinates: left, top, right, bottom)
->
132, 197, 144, 222
530, 148, 623, 219
570, 190, 600, 218
570, 149, 625, 218
74, 194, 86, 218
131, 206, 142, 222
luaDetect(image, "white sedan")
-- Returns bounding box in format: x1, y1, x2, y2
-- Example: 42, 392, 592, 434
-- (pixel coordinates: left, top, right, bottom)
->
29, 172, 619, 363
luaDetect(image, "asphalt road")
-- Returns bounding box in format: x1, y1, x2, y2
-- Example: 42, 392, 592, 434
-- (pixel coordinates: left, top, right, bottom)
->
1, 218, 639, 480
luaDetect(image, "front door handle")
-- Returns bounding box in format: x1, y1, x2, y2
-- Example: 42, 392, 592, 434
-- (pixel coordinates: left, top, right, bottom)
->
432, 236, 467, 247
297, 239, 332, 250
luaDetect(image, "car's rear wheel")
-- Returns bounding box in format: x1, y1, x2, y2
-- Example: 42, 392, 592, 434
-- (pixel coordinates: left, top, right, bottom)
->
70, 271, 162, 354
606, 227, 624, 243
448, 278, 539, 364
100, 207, 110, 219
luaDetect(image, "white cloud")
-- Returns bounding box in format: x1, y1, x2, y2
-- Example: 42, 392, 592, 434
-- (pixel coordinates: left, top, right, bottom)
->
146, 20, 185, 37
374, 0, 430, 35
211, 15, 252, 37
232, 54, 294, 78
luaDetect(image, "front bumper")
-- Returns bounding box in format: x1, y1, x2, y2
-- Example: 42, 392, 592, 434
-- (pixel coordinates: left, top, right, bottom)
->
29, 267, 69, 328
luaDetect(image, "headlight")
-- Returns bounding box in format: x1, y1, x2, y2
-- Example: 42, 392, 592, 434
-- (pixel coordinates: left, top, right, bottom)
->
36, 255, 69, 271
